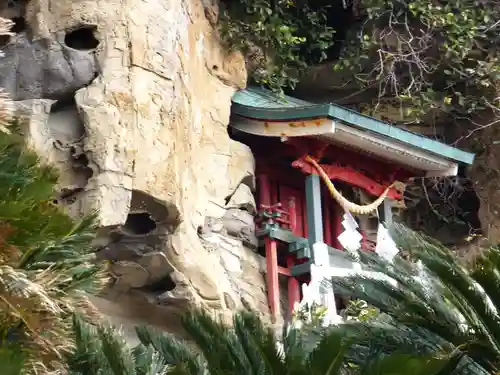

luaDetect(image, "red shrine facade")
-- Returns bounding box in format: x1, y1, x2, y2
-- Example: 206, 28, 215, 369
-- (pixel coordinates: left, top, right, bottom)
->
229, 87, 475, 320
241, 134, 410, 318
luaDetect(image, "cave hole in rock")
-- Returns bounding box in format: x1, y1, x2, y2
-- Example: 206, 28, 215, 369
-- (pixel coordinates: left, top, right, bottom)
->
0, 16, 29, 47
64, 25, 99, 51
140, 274, 176, 293
10, 17, 26, 33
129, 190, 181, 233
50, 96, 79, 114
49, 96, 85, 142
122, 212, 157, 236
0, 34, 10, 48
402, 176, 482, 245
49, 96, 92, 191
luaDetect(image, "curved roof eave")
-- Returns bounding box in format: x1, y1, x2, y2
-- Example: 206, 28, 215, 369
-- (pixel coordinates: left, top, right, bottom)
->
231, 87, 475, 166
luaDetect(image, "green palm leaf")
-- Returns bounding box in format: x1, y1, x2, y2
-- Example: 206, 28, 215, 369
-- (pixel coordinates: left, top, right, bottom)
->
135, 325, 204, 375
305, 330, 349, 375
233, 310, 285, 375
0, 126, 107, 372
330, 223, 500, 374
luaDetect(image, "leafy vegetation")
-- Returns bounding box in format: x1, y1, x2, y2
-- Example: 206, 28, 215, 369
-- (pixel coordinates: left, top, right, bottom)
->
0, 20, 107, 371
330, 223, 500, 374
337, 0, 500, 123
0, 125, 107, 373
219, 0, 336, 91
219, 0, 500, 125
67, 308, 457, 375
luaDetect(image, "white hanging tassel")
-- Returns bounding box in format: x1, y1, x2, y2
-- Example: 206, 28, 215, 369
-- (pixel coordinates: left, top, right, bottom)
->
337, 211, 363, 253
375, 223, 399, 262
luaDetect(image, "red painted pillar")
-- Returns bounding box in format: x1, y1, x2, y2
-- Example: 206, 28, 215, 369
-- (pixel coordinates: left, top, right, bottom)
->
265, 238, 279, 320
259, 174, 280, 319
288, 197, 297, 232
258, 174, 271, 207
287, 197, 300, 315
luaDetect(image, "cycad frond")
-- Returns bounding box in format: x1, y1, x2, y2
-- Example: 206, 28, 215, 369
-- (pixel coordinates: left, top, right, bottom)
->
0, 265, 72, 367
69, 314, 165, 375
233, 310, 285, 375
0, 126, 107, 372
67, 313, 105, 375
133, 345, 169, 375
181, 309, 250, 375
305, 329, 349, 375
330, 223, 500, 373
360, 352, 456, 375
99, 323, 138, 375
471, 248, 500, 310
135, 325, 203, 375
149, 306, 453, 375
0, 131, 72, 252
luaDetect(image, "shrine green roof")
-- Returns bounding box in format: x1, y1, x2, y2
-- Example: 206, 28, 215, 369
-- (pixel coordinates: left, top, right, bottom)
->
231, 87, 475, 166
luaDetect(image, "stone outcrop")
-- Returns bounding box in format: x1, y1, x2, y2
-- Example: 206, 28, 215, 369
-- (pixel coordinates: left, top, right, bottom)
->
199, 181, 259, 250
0, 0, 282, 332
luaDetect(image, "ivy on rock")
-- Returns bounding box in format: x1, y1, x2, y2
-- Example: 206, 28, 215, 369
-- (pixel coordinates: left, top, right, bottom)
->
220, 0, 500, 124
219, 0, 338, 93
338, 0, 500, 122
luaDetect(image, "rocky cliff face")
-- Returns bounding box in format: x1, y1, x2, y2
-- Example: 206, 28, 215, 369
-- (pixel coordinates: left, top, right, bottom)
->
0, 0, 285, 334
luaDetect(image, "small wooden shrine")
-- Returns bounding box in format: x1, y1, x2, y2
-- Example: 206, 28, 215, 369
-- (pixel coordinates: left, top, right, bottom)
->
229, 87, 475, 320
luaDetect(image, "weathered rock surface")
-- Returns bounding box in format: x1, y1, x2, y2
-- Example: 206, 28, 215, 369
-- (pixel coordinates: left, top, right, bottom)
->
0, 0, 282, 332
0, 32, 99, 100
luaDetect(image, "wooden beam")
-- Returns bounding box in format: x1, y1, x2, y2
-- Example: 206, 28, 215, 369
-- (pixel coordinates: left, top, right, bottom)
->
293, 158, 401, 199
265, 238, 279, 321
291, 261, 312, 276
305, 174, 324, 263
277, 265, 291, 276
258, 174, 271, 207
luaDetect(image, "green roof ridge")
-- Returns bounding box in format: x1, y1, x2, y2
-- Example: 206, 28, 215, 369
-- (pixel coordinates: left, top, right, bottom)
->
231, 87, 475, 165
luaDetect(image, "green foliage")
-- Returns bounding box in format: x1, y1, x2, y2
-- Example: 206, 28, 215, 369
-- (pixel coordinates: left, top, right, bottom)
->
0, 127, 107, 373
0, 342, 27, 375
337, 0, 500, 122
69, 314, 169, 375
330, 223, 500, 374
68, 307, 461, 375
294, 301, 329, 326
221, 0, 500, 122
219, 0, 336, 93
342, 299, 379, 322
